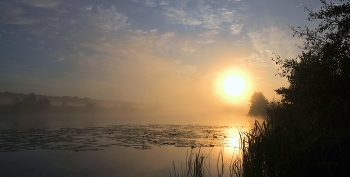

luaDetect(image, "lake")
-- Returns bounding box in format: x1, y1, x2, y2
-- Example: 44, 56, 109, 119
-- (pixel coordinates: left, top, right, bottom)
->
0, 113, 252, 177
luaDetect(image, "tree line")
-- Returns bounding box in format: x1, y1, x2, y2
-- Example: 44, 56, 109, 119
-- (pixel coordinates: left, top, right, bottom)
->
0, 92, 159, 115
0, 93, 97, 115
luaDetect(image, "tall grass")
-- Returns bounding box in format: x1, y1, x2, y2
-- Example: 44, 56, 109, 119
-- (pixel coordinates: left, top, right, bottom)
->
240, 101, 350, 176
170, 101, 350, 176
169, 147, 243, 177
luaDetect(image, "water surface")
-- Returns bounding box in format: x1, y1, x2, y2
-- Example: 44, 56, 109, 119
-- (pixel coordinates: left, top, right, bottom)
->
0, 114, 251, 177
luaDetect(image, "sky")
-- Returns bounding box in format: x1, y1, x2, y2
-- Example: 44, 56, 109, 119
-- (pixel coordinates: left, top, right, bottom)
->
0, 0, 324, 112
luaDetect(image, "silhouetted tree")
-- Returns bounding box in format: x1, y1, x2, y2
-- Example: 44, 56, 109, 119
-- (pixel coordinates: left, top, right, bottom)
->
11, 96, 21, 114
60, 102, 72, 113
85, 101, 97, 114
248, 92, 269, 117
20, 93, 37, 114
37, 97, 52, 113
272, 0, 350, 127
2, 93, 52, 114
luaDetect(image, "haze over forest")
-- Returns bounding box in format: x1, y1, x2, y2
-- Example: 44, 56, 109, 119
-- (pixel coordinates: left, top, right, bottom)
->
0, 91, 249, 114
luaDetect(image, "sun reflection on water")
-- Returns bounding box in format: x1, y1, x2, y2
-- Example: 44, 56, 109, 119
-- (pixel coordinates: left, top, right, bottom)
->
224, 128, 243, 148
228, 137, 240, 148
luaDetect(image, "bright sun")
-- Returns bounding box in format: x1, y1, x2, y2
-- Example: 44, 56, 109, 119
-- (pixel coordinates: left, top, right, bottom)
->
223, 75, 246, 96
213, 67, 252, 105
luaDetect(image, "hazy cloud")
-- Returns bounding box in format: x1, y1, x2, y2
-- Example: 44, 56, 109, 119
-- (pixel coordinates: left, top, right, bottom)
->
13, 0, 61, 8
180, 41, 196, 54
248, 26, 303, 68
55, 56, 66, 62
164, 7, 202, 26
230, 24, 243, 34
80, 5, 93, 11
240, 53, 268, 68
92, 5, 129, 32
132, 0, 168, 7
163, 1, 245, 35
159, 0, 169, 6
145, 0, 157, 7
0, 2, 40, 25
156, 32, 176, 52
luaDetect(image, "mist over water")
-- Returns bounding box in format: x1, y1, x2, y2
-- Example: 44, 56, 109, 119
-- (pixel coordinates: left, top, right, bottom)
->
0, 85, 261, 177
0, 111, 255, 177
0, 111, 254, 129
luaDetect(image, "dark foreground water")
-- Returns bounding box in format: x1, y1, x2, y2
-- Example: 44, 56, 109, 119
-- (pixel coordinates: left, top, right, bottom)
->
0, 114, 250, 177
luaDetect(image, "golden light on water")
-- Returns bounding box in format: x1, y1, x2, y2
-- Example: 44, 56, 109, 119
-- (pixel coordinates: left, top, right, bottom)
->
224, 128, 244, 148
228, 137, 240, 147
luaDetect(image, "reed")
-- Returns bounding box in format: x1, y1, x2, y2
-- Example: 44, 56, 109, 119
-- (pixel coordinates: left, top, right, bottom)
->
239, 101, 350, 176
170, 101, 350, 176
169, 147, 244, 177
169, 147, 209, 177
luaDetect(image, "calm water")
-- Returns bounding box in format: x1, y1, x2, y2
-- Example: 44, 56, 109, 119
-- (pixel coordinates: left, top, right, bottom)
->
0, 113, 251, 177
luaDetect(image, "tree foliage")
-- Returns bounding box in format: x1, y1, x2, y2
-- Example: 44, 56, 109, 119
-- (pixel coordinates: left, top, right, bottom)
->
241, 1, 350, 176
4, 93, 52, 114
20, 93, 37, 114
37, 97, 52, 113
272, 0, 350, 126
248, 92, 269, 117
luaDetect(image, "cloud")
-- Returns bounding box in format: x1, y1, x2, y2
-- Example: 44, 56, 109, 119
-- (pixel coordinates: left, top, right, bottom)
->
132, 0, 167, 7
155, 32, 176, 51
104, 29, 197, 55
13, 0, 61, 8
0, 2, 40, 25
159, 0, 169, 6
65, 28, 203, 103
164, 7, 202, 26
80, 5, 93, 11
56, 56, 65, 62
196, 39, 215, 44
247, 26, 303, 68
1, 3, 130, 44
93, 5, 129, 32
130, 0, 245, 36
68, 36, 201, 104
230, 24, 243, 34
239, 53, 268, 68
145, 0, 157, 7
70, 29, 190, 72
163, 0, 245, 35
7, 64, 47, 73
2, 2, 129, 38
76, 5, 129, 33
180, 41, 196, 54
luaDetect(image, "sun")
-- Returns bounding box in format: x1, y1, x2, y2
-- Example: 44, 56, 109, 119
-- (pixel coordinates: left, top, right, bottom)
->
223, 76, 246, 96
213, 67, 253, 105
